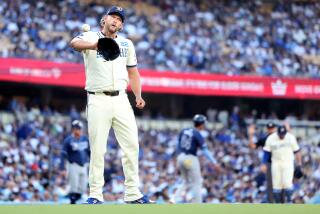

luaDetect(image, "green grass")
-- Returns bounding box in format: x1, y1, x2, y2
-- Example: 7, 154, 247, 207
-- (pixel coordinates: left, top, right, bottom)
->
0, 204, 319, 214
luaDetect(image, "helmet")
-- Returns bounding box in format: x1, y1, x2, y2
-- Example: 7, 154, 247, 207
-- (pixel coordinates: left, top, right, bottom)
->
71, 120, 83, 129
193, 114, 207, 126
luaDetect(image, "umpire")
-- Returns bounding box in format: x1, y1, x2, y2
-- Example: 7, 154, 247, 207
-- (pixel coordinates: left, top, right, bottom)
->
61, 120, 90, 204
248, 122, 276, 203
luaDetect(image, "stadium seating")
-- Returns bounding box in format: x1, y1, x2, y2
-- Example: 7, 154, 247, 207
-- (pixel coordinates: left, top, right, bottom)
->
0, 100, 319, 203
0, 0, 319, 77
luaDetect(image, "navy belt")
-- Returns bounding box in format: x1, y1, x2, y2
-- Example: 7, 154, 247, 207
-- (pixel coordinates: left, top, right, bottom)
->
88, 90, 120, 96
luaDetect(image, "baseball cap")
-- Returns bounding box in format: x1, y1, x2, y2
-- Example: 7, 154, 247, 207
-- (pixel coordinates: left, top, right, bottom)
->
277, 125, 287, 137
266, 122, 276, 129
72, 120, 83, 129
107, 6, 125, 22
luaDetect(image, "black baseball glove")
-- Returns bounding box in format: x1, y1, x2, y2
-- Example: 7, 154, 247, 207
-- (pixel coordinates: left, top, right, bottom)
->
97, 38, 120, 61
294, 166, 304, 179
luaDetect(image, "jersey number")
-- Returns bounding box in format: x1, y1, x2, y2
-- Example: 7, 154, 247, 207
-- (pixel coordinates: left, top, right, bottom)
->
180, 134, 192, 150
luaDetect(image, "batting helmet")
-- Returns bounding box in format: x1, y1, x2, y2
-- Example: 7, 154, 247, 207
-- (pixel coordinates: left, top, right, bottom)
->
193, 114, 207, 127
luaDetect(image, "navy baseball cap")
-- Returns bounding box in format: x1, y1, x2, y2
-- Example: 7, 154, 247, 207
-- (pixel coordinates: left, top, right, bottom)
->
72, 120, 83, 129
107, 6, 125, 22
277, 125, 287, 137
266, 122, 276, 129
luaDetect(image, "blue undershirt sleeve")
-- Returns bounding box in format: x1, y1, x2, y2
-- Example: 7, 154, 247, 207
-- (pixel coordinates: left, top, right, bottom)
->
262, 151, 271, 164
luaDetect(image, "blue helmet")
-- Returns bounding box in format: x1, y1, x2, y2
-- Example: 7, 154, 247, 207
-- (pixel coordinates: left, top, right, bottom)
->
193, 114, 207, 126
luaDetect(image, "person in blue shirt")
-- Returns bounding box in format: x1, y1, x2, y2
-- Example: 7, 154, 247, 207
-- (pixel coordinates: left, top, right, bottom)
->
61, 120, 90, 204
248, 122, 276, 203
174, 114, 219, 203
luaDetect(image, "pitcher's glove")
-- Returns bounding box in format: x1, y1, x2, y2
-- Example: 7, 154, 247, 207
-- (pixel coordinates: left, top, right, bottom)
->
294, 166, 304, 179
97, 38, 120, 61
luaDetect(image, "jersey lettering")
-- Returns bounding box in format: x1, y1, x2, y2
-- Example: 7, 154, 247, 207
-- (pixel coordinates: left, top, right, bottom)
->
96, 48, 128, 58
120, 48, 128, 57
270, 143, 292, 151
96, 52, 104, 59
120, 41, 128, 47
78, 32, 137, 91
70, 141, 89, 151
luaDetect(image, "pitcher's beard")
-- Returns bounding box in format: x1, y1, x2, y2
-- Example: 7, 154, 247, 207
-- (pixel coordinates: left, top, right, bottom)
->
106, 25, 120, 34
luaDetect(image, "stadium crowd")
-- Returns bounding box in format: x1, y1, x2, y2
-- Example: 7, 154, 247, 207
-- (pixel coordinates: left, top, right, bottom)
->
0, 0, 320, 78
0, 100, 319, 203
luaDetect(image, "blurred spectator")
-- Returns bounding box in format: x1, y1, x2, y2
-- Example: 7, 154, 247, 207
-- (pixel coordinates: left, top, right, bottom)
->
0, 0, 319, 78
0, 99, 319, 203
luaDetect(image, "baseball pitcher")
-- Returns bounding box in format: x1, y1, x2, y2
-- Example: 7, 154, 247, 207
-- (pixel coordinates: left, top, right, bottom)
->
69, 6, 152, 204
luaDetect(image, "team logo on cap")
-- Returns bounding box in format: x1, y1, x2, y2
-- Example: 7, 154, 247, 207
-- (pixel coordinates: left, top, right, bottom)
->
117, 7, 123, 11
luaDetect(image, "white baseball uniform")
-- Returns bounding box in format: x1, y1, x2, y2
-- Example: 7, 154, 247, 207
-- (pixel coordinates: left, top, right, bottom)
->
76, 31, 143, 202
263, 132, 300, 190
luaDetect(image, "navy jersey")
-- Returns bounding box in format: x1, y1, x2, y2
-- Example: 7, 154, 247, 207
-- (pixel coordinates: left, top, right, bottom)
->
255, 134, 269, 148
61, 135, 90, 167
177, 128, 207, 156
256, 133, 272, 163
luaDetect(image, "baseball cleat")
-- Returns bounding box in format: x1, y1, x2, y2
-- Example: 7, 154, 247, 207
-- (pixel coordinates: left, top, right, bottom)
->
83, 197, 103, 204
125, 195, 155, 204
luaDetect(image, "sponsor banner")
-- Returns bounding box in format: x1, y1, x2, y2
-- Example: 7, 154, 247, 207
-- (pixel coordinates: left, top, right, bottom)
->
0, 58, 319, 99
0, 58, 85, 87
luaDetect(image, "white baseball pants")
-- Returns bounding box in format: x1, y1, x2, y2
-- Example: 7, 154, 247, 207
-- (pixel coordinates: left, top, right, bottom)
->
271, 161, 294, 190
87, 92, 143, 202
